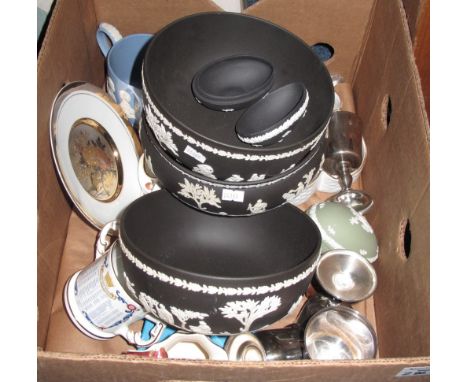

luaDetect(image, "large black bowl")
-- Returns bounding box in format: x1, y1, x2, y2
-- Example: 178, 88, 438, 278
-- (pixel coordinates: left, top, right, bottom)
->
142, 12, 333, 181
119, 190, 322, 335
141, 116, 324, 216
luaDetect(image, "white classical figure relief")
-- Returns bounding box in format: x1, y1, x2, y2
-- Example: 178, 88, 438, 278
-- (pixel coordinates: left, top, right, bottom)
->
247, 199, 267, 214
144, 105, 179, 156
188, 320, 212, 335
192, 164, 217, 179
247, 173, 266, 182
287, 295, 304, 315
178, 179, 221, 210
119, 89, 136, 120
139, 292, 174, 325
282, 167, 318, 205
219, 296, 282, 332
225, 174, 244, 182
170, 306, 209, 330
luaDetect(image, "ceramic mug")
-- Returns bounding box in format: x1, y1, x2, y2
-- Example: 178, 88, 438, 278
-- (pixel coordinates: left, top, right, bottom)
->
63, 221, 161, 346
96, 23, 152, 126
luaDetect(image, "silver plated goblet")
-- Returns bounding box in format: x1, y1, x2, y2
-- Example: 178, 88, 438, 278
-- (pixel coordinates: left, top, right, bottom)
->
323, 111, 373, 214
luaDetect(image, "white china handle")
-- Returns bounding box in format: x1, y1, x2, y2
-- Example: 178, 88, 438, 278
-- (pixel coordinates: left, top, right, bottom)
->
138, 154, 161, 194
95, 220, 120, 260
96, 22, 123, 57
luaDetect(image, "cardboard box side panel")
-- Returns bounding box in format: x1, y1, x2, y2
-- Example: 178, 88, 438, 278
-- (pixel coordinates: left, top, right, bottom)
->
38, 352, 430, 382
375, 187, 429, 357
402, 0, 425, 42
92, 0, 222, 35
37, 0, 103, 348
244, 0, 375, 82
353, 0, 429, 357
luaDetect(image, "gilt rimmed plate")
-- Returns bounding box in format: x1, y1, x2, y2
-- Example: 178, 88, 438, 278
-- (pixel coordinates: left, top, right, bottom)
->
50, 82, 143, 229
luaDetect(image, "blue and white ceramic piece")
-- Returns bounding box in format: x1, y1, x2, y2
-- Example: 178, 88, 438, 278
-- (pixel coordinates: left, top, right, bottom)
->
97, 22, 152, 127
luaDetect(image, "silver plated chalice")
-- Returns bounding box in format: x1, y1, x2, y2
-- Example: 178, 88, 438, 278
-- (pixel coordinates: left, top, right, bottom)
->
323, 111, 373, 214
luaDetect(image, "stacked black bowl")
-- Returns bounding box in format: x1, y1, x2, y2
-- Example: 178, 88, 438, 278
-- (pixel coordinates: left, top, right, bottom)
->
140, 12, 334, 216
117, 12, 333, 336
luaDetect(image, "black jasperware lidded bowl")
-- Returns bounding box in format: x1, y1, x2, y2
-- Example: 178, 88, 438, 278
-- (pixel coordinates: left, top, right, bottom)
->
141, 116, 324, 216
119, 190, 322, 335
142, 12, 333, 181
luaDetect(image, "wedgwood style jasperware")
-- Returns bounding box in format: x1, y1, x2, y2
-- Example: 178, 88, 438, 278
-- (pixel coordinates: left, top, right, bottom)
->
307, 201, 379, 263
142, 12, 333, 181
118, 190, 322, 335
141, 117, 323, 216
97, 23, 152, 126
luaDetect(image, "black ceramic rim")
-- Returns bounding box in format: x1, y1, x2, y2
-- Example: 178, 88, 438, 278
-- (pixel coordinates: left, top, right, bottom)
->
143, 116, 325, 188
119, 191, 322, 283
143, 12, 334, 153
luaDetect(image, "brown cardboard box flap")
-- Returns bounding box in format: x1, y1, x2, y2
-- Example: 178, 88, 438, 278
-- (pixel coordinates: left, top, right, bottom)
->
38, 350, 429, 382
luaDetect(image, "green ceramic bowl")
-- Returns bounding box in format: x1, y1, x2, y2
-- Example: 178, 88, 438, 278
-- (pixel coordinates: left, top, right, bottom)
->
307, 201, 378, 263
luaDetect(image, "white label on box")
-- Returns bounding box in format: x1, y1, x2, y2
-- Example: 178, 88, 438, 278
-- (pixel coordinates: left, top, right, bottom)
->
184, 145, 206, 163
222, 189, 245, 202
396, 367, 430, 377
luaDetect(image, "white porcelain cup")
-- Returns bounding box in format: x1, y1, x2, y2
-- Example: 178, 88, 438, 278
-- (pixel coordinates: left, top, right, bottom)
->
63, 221, 161, 346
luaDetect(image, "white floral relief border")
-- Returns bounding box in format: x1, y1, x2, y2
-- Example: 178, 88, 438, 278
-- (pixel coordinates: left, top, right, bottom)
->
142, 73, 327, 161
238, 90, 309, 145
120, 238, 320, 297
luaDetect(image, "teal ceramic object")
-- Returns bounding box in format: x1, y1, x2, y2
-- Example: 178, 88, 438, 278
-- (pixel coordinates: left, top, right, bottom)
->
307, 201, 378, 263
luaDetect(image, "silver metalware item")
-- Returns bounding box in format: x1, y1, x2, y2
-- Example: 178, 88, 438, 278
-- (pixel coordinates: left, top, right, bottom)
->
304, 305, 377, 360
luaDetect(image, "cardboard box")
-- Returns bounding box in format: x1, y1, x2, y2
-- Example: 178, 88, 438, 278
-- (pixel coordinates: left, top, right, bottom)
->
37, 0, 430, 380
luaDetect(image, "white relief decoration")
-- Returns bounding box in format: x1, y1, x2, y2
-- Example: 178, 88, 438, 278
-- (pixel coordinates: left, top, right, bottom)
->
237, 91, 309, 145
308, 204, 342, 249
247, 199, 267, 214
178, 179, 221, 210
219, 296, 282, 332
349, 216, 360, 225
119, 89, 136, 120
349, 207, 374, 234
247, 173, 266, 182
282, 167, 318, 205
123, 272, 136, 298
189, 320, 212, 335
359, 249, 368, 256
142, 74, 327, 161
170, 306, 209, 331
192, 164, 216, 179
144, 151, 157, 178
287, 295, 304, 315
120, 238, 319, 297
327, 225, 336, 236
225, 174, 244, 182
145, 104, 179, 157
139, 292, 174, 325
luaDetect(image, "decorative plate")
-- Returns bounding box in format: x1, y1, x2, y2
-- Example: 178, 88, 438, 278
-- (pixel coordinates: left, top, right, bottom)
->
50, 82, 144, 228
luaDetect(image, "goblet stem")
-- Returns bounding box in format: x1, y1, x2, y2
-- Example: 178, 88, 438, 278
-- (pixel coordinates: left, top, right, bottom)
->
336, 160, 353, 191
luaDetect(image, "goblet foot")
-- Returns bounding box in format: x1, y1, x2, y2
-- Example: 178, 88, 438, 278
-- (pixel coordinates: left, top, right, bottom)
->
328, 189, 373, 214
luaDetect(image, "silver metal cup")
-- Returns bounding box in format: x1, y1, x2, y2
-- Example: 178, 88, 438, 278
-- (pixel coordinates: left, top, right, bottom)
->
304, 305, 377, 360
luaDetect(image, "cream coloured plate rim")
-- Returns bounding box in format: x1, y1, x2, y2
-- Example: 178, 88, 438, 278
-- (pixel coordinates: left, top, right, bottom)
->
49, 82, 143, 229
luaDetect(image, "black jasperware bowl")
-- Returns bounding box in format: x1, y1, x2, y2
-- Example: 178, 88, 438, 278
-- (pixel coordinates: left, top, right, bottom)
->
142, 12, 333, 181
119, 190, 322, 335
141, 116, 324, 216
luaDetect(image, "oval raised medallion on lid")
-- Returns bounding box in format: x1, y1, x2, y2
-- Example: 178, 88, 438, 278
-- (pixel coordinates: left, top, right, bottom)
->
192, 55, 274, 112
236, 82, 308, 146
